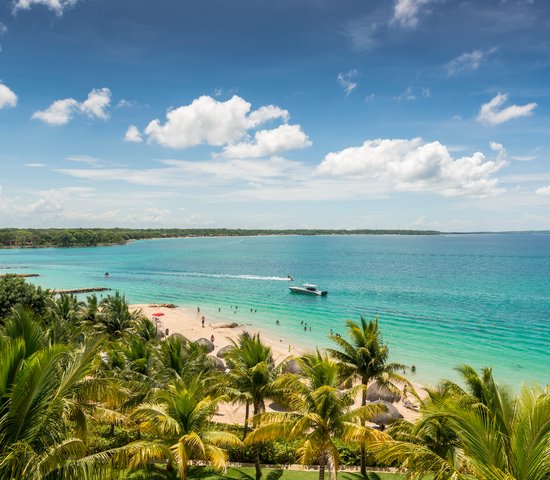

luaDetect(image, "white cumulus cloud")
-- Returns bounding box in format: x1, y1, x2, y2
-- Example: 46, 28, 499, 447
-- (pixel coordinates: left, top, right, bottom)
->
79, 88, 111, 119
317, 138, 506, 197
337, 70, 359, 96
391, 0, 435, 28
477, 93, 537, 126
144, 95, 289, 149
0, 83, 17, 109
222, 124, 312, 158
124, 125, 143, 143
12, 0, 78, 15
32, 88, 111, 125
32, 98, 78, 125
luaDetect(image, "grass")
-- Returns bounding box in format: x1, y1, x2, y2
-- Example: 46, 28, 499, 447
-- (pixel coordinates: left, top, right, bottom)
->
201, 466, 407, 480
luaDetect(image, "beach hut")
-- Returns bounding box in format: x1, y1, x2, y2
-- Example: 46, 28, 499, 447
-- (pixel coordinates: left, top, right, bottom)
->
283, 358, 302, 374
208, 355, 226, 371
168, 332, 187, 342
196, 337, 215, 353
366, 381, 401, 403
369, 400, 403, 428
216, 345, 235, 359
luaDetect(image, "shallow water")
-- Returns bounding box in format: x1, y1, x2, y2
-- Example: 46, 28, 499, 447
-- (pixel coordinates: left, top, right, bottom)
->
1, 234, 549, 388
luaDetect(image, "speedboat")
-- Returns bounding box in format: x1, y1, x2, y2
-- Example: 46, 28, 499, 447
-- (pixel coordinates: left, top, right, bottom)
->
289, 283, 328, 296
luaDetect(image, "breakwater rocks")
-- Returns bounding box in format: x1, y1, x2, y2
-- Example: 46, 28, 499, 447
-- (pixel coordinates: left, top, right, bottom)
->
210, 322, 240, 329
52, 287, 111, 294
0, 273, 39, 277
147, 303, 177, 308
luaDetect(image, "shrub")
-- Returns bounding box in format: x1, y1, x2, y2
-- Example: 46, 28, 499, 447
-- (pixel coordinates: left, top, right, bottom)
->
0, 275, 49, 323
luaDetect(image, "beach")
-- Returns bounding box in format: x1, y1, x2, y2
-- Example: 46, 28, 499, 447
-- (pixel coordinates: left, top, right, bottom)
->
8, 234, 548, 388
132, 303, 424, 425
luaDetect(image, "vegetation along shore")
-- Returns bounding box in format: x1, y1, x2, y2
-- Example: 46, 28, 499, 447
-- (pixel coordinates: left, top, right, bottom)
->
0, 228, 442, 248
0, 273, 548, 479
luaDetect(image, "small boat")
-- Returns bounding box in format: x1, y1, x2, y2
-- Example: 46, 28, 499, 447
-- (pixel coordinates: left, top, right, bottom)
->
289, 283, 328, 296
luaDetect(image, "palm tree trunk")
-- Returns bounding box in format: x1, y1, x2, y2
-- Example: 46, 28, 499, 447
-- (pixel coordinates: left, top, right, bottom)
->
253, 401, 262, 480
319, 457, 326, 480
254, 449, 262, 480
243, 400, 250, 440
360, 378, 368, 477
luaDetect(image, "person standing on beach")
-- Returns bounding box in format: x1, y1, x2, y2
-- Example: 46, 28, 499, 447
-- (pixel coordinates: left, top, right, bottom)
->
201, 316, 205, 328
210, 334, 215, 344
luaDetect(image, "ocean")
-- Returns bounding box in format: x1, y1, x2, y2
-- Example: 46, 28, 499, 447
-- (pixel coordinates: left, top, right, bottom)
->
1, 234, 549, 388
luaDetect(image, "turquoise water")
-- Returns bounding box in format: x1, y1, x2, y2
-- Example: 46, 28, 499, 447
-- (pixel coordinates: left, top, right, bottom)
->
1, 234, 549, 388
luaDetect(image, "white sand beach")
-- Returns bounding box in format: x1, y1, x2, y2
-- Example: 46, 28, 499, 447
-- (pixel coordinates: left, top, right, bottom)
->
131, 303, 425, 425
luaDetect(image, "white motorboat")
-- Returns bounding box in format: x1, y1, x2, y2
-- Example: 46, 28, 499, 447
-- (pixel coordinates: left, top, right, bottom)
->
289, 283, 328, 296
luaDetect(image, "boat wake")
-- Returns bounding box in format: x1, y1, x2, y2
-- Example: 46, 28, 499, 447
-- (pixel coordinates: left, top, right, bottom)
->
164, 272, 292, 281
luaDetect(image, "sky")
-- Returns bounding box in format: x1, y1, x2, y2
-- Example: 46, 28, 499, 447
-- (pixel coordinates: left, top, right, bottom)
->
1, 0, 550, 231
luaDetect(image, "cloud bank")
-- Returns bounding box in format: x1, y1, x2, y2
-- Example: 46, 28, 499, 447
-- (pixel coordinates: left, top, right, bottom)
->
536, 185, 550, 196
318, 138, 506, 197
59, 135, 507, 200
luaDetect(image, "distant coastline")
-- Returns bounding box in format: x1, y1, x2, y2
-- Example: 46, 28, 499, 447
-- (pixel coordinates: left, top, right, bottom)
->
0, 227, 441, 249
0, 227, 549, 250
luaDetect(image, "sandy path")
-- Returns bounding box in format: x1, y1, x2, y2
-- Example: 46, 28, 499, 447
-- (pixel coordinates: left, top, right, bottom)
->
131, 304, 425, 425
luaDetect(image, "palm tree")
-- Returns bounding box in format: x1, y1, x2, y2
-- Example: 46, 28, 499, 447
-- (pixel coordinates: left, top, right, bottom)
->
83, 293, 100, 323
158, 333, 215, 383
225, 332, 277, 480
0, 333, 122, 479
133, 317, 160, 344
98, 292, 141, 339
45, 293, 85, 344
1, 305, 47, 356
245, 352, 387, 480
131, 376, 242, 480
327, 316, 409, 476
374, 366, 550, 480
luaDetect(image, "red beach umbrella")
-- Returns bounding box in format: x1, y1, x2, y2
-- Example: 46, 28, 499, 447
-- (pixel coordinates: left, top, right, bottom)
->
151, 312, 165, 317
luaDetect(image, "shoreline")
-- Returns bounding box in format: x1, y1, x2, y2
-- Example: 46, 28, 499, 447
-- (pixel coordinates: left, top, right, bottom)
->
2, 230, 549, 251
132, 303, 304, 364
132, 303, 426, 425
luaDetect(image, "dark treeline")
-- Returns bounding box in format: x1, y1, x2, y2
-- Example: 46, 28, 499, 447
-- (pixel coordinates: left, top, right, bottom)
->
0, 228, 441, 248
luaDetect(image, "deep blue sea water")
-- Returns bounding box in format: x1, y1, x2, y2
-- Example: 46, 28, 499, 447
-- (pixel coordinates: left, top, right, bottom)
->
1, 234, 549, 388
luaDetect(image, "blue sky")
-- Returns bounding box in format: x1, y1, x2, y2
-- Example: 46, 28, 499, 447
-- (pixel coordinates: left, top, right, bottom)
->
1, 0, 550, 230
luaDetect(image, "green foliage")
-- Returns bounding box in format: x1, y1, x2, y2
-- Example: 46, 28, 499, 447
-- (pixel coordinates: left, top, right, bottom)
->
0, 288, 546, 480
98, 292, 142, 339
0, 228, 442, 249
374, 366, 550, 480
0, 274, 49, 323
88, 424, 140, 454
245, 351, 388, 480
